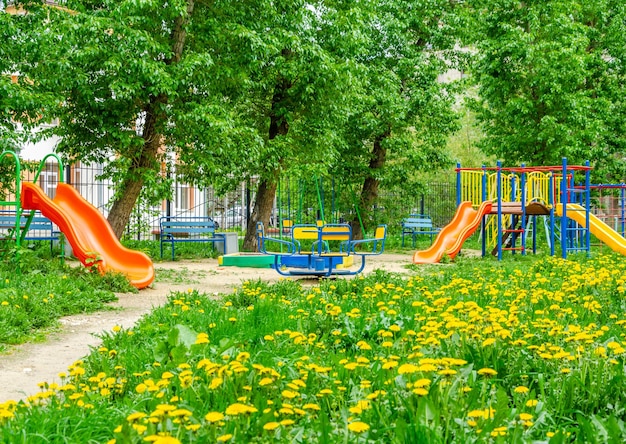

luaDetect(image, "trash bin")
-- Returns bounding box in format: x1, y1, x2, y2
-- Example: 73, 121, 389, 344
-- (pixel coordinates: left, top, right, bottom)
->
216, 232, 239, 255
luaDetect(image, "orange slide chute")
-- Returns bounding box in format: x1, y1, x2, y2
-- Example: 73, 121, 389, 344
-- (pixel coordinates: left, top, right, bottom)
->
413, 201, 493, 264
21, 182, 154, 289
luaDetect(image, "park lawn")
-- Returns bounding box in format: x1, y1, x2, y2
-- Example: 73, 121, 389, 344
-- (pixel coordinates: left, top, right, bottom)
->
0, 247, 134, 352
1, 252, 626, 443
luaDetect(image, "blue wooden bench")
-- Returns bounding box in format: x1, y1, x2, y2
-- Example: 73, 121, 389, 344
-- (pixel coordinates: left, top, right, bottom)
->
401, 214, 439, 247
159, 216, 224, 260
0, 210, 60, 252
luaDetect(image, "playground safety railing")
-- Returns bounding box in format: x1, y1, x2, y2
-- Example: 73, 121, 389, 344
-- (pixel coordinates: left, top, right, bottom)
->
256, 221, 387, 277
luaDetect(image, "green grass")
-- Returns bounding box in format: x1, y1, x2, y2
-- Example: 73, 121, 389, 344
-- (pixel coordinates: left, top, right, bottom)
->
0, 244, 134, 353
155, 266, 214, 284
1, 250, 626, 442
123, 239, 225, 262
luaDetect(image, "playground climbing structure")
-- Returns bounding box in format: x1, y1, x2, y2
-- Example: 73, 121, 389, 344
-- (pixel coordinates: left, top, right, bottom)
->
453, 158, 594, 260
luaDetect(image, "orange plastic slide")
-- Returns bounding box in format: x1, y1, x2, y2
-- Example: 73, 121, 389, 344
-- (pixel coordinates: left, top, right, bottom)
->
556, 203, 626, 255
413, 201, 493, 264
21, 182, 154, 289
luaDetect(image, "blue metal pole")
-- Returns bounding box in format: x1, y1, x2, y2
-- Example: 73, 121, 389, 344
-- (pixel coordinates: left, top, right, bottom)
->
520, 164, 527, 255
497, 160, 502, 261
585, 160, 591, 256
549, 172, 555, 256
620, 183, 626, 236
481, 165, 487, 257
561, 158, 568, 259
456, 162, 461, 206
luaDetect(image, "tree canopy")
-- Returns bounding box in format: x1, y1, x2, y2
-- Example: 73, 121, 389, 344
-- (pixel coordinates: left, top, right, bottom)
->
6, 0, 626, 241
468, 0, 626, 181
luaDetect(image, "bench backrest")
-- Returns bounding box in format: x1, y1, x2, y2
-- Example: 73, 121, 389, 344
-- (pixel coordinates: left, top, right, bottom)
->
402, 214, 433, 229
292, 224, 320, 241
292, 224, 352, 242
373, 225, 387, 239
320, 224, 352, 242
160, 217, 217, 235
0, 211, 55, 234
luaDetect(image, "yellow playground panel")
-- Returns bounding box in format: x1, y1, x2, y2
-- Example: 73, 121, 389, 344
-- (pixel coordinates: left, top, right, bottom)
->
459, 168, 563, 208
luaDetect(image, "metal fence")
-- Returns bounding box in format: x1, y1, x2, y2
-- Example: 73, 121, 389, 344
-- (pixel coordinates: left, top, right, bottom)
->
30, 162, 459, 240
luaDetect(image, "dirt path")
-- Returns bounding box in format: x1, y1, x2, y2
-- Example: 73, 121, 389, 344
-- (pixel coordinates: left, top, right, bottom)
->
0, 253, 415, 403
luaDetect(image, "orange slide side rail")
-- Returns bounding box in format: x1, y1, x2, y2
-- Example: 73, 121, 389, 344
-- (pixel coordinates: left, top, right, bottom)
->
21, 182, 154, 289
413, 201, 493, 264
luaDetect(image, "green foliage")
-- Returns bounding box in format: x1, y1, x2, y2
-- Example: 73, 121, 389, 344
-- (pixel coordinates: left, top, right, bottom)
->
468, 0, 626, 181
331, 0, 466, 202
4, 0, 471, 241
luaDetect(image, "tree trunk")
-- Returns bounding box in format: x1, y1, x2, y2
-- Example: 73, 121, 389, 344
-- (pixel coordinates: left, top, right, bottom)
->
352, 132, 388, 240
242, 73, 291, 251
106, 0, 194, 238
242, 175, 278, 251
107, 96, 165, 237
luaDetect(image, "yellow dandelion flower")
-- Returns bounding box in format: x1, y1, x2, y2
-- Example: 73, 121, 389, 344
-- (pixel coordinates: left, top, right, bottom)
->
519, 413, 533, 421
170, 409, 192, 418
264, 421, 280, 431
477, 368, 497, 377
144, 436, 181, 444
344, 362, 359, 371
490, 426, 506, 437
303, 403, 321, 411
513, 386, 529, 394
205, 411, 225, 423
217, 434, 233, 442
397, 363, 420, 374
259, 378, 273, 386
131, 424, 147, 434
225, 403, 257, 416
282, 390, 298, 399
209, 377, 223, 390
126, 412, 147, 422
348, 421, 370, 433
195, 335, 210, 345
356, 341, 372, 350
